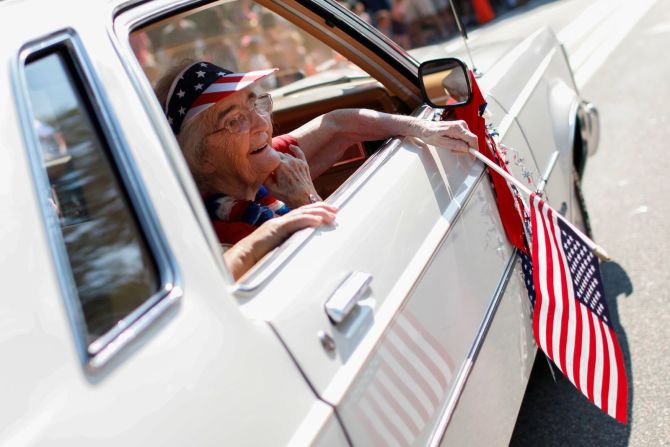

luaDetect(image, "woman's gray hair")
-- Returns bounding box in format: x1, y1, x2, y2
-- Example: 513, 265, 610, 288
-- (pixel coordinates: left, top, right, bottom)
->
154, 60, 214, 194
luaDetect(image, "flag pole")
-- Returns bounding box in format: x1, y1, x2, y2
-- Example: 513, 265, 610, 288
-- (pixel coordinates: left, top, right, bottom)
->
468, 148, 610, 261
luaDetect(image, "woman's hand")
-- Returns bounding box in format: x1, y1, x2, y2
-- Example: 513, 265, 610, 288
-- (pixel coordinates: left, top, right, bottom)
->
265, 144, 322, 208
413, 119, 478, 154
224, 202, 338, 280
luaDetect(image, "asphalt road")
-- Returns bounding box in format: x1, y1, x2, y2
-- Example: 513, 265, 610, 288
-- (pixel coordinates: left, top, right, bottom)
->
468, 1, 670, 445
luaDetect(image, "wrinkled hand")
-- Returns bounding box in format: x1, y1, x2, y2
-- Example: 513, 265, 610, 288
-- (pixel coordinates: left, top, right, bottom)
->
265, 144, 321, 208
414, 119, 478, 154
224, 202, 338, 280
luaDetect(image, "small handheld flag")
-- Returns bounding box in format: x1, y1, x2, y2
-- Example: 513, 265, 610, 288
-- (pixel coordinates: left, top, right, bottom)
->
529, 193, 628, 423
457, 72, 627, 423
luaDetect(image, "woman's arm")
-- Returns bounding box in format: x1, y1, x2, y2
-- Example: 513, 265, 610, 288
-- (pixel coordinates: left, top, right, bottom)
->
223, 202, 337, 280
289, 108, 479, 178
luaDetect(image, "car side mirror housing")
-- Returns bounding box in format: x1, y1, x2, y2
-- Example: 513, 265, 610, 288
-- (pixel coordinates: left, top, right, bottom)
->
418, 58, 472, 109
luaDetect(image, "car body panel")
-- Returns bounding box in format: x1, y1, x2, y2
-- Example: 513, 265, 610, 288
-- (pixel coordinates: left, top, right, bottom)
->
1, 1, 339, 445
439, 259, 535, 447
0, 0, 598, 444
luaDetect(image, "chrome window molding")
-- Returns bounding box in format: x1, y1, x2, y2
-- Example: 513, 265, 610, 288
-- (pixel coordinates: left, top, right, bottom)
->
429, 250, 520, 447
13, 29, 182, 371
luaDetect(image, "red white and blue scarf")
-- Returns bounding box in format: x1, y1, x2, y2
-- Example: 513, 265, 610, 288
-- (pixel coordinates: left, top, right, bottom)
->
205, 186, 290, 228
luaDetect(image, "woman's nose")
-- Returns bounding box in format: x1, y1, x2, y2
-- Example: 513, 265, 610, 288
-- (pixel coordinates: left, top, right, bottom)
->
250, 109, 271, 133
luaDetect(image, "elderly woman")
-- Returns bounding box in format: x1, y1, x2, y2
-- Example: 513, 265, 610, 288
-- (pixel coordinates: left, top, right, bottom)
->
155, 60, 477, 279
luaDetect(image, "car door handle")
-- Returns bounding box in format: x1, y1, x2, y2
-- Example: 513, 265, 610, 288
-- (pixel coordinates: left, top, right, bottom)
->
325, 271, 372, 324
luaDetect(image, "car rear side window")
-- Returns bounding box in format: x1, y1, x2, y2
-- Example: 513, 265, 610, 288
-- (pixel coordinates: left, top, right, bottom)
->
21, 37, 179, 368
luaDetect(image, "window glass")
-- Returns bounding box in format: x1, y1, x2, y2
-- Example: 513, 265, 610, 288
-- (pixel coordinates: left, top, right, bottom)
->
132, 0, 370, 93
25, 51, 160, 346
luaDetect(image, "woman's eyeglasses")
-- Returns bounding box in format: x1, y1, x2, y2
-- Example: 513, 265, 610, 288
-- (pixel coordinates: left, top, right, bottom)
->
209, 93, 273, 135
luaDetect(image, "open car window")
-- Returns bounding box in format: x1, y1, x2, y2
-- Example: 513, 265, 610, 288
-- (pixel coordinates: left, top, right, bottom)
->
131, 1, 412, 199
128, 0, 421, 285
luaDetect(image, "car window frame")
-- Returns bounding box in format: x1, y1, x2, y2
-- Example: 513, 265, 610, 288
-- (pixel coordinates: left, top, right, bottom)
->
112, 0, 432, 292
13, 30, 182, 370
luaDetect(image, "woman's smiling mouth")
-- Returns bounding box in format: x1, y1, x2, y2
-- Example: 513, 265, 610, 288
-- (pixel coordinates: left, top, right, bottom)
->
250, 144, 268, 155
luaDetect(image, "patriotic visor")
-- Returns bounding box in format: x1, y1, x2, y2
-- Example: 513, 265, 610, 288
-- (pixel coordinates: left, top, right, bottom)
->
165, 61, 277, 135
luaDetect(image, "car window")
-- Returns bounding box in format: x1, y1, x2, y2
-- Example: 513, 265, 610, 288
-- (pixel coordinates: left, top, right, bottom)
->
23, 42, 176, 364
131, 1, 410, 194
127, 1, 417, 285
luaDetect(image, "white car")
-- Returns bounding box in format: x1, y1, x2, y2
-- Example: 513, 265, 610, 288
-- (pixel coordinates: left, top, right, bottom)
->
0, 0, 599, 445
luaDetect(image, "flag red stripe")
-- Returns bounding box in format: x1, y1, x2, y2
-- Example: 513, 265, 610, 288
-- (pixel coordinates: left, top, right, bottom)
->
597, 319, 611, 416
379, 361, 431, 421
539, 200, 557, 362
365, 392, 408, 445
212, 74, 248, 83
402, 312, 456, 371
611, 328, 628, 423
385, 341, 439, 406
372, 381, 421, 436
586, 309, 597, 402
572, 291, 584, 391
531, 197, 544, 348
394, 324, 447, 390
357, 400, 392, 447
190, 90, 234, 108
545, 203, 571, 374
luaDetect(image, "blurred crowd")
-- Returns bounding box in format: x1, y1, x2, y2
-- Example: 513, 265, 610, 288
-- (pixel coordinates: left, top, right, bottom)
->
338, 0, 530, 48
133, 3, 348, 87
131, 0, 530, 89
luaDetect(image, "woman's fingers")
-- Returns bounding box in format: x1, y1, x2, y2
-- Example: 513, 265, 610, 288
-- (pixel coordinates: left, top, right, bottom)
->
421, 119, 479, 152
295, 201, 338, 212
288, 144, 308, 162
438, 136, 470, 153
270, 202, 338, 239
287, 202, 338, 224
440, 120, 478, 149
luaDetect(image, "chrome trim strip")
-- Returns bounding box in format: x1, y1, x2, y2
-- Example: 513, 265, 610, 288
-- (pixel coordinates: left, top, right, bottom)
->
232, 105, 434, 294
536, 150, 560, 194
429, 251, 519, 447
13, 30, 182, 370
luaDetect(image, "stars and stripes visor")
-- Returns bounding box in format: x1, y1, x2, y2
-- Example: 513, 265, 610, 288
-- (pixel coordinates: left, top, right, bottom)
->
165, 61, 277, 135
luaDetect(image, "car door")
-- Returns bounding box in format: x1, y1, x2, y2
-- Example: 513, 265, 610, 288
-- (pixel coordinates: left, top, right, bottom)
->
114, 0, 539, 444
236, 100, 535, 446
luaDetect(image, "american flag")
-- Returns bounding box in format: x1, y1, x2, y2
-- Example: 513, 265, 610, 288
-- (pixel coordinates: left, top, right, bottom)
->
529, 192, 628, 423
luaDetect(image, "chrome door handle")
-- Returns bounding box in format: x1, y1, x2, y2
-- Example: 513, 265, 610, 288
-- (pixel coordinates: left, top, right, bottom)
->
325, 271, 372, 324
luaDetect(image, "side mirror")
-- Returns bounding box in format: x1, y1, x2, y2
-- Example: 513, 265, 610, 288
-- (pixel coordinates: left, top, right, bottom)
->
418, 58, 472, 108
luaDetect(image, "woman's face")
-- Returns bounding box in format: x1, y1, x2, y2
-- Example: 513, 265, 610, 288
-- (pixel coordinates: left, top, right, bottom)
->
200, 86, 279, 192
